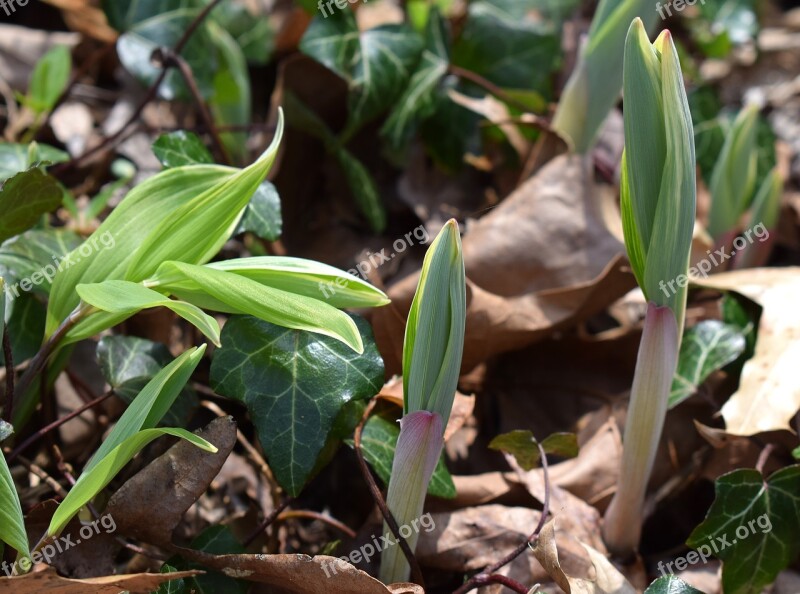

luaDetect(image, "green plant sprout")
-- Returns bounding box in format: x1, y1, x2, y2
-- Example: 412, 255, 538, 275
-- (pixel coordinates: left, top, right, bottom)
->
380, 219, 465, 584
552, 0, 659, 153
602, 18, 696, 556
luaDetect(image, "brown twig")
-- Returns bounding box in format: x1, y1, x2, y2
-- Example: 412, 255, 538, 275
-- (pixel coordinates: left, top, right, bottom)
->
353, 398, 425, 587
243, 496, 295, 547
3, 325, 14, 423
15, 455, 67, 497
448, 64, 551, 131
465, 574, 531, 594
156, 49, 231, 165
452, 442, 551, 594
51, 0, 226, 174
277, 510, 357, 539
8, 391, 112, 462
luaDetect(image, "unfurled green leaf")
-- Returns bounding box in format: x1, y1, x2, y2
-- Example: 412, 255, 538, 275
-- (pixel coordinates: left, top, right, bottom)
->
47, 427, 216, 538
76, 280, 221, 346
47, 111, 284, 338
349, 411, 455, 499
149, 256, 389, 310
382, 8, 450, 152
541, 432, 579, 459
552, 0, 658, 153
97, 336, 198, 427
152, 131, 214, 168
669, 320, 746, 408
83, 346, 205, 476
707, 105, 759, 240
300, 9, 423, 135
403, 220, 466, 426
0, 143, 68, 183
235, 181, 282, 241
334, 146, 386, 233
210, 315, 383, 496
153, 261, 363, 352
644, 576, 705, 594
686, 466, 800, 594
26, 45, 71, 114
0, 168, 63, 244
0, 449, 28, 558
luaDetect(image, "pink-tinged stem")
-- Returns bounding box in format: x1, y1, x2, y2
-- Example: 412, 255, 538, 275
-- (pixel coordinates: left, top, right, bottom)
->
380, 411, 444, 584
603, 303, 679, 555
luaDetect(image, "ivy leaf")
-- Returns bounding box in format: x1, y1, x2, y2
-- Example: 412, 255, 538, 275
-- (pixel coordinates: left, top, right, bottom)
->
644, 575, 705, 593
102, 0, 192, 31
489, 430, 579, 471
669, 320, 746, 408
169, 525, 247, 594
0, 168, 63, 244
210, 315, 384, 496
97, 335, 198, 427
116, 9, 216, 101
333, 147, 385, 233
155, 564, 186, 594
347, 411, 455, 499
451, 1, 560, 93
235, 181, 282, 241
0, 143, 68, 183
686, 465, 800, 594
381, 8, 450, 152
300, 9, 423, 134
152, 131, 214, 168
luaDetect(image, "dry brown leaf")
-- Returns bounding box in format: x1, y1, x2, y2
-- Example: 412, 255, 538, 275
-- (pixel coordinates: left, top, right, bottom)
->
172, 548, 401, 594
0, 566, 200, 593
373, 154, 634, 374
448, 89, 531, 159
105, 416, 238, 546
531, 520, 635, 594
692, 268, 800, 435
40, 0, 118, 42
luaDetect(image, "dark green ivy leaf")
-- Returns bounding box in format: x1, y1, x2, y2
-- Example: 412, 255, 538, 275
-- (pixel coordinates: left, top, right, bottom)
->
381, 8, 450, 153
686, 466, 800, 594
0, 168, 64, 244
644, 575, 706, 594
347, 410, 456, 499
210, 314, 384, 496
300, 9, 424, 135
96, 335, 198, 426
669, 320, 746, 408
0, 143, 68, 183
155, 564, 186, 594
168, 525, 247, 594
152, 131, 214, 168
451, 1, 560, 94
235, 181, 282, 241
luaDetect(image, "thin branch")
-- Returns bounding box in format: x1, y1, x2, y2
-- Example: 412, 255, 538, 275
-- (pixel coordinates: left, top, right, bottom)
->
157, 49, 231, 164
8, 391, 112, 462
756, 444, 775, 475
243, 496, 295, 547
51, 0, 225, 174
452, 441, 551, 594
277, 510, 357, 540
3, 325, 14, 422
467, 574, 530, 594
353, 399, 425, 587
